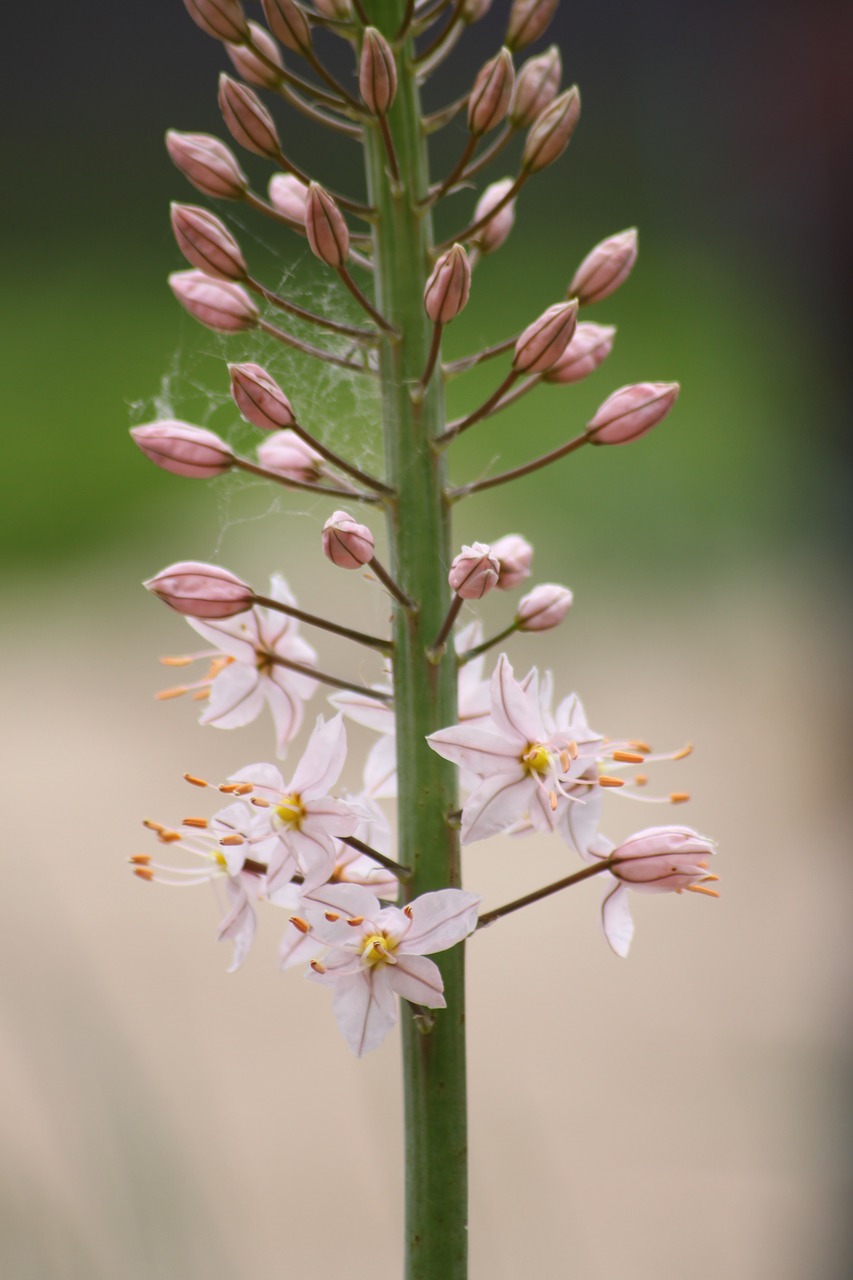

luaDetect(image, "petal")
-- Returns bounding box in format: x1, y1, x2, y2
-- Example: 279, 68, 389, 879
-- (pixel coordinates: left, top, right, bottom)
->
428, 724, 523, 775
363, 734, 397, 799
305, 882, 382, 922
601, 880, 634, 958
217, 878, 256, 973
330, 971, 398, 1056
328, 688, 395, 733
402, 890, 481, 954
186, 610, 259, 664
488, 654, 542, 745
229, 762, 286, 795
265, 843, 300, 898
261, 676, 304, 755
462, 772, 536, 844
201, 664, 265, 731
290, 714, 348, 797
387, 954, 447, 1008
278, 921, 325, 970
559, 787, 604, 857
288, 828, 337, 892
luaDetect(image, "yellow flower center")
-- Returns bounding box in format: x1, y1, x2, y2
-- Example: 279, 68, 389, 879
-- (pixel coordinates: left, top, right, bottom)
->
214, 851, 229, 869
275, 793, 305, 830
360, 932, 398, 968
522, 743, 551, 775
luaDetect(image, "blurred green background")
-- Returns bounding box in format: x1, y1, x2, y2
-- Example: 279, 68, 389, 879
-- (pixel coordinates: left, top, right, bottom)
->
2, 2, 851, 1278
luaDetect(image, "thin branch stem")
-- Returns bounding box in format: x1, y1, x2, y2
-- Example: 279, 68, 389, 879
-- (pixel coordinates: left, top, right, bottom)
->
425, 135, 476, 205
337, 266, 399, 333
274, 148, 375, 221
246, 275, 379, 342
436, 369, 519, 443
341, 835, 412, 882
276, 80, 363, 139
302, 47, 365, 113
414, 0, 463, 67
415, 322, 443, 396
257, 317, 376, 375
350, 0, 370, 23
234, 454, 378, 503
368, 556, 418, 611
457, 621, 517, 663
290, 421, 392, 496
477, 860, 614, 928
243, 191, 374, 272
483, 373, 541, 414
449, 429, 592, 499
268, 652, 394, 700
378, 114, 402, 184
457, 123, 514, 181
423, 93, 468, 133
411, 0, 454, 32
428, 593, 464, 658
245, 35, 360, 115
443, 333, 518, 375
438, 172, 526, 251
393, 0, 418, 41
254, 592, 391, 651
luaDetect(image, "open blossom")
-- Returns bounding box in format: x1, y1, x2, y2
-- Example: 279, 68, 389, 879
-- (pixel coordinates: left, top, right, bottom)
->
429, 655, 603, 844
159, 574, 317, 754
230, 714, 361, 895
133, 801, 268, 972
588, 826, 718, 957
295, 884, 481, 1055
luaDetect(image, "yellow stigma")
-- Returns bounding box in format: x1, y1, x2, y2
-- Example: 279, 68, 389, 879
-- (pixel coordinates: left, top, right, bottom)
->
360, 932, 398, 967
214, 851, 229, 869
274, 793, 305, 830
522, 743, 551, 775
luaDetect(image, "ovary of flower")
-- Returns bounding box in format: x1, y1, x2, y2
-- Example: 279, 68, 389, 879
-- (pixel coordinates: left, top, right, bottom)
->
229, 714, 360, 896
158, 574, 317, 755
428, 654, 601, 844
297, 884, 481, 1056
134, 801, 268, 971
586, 825, 718, 957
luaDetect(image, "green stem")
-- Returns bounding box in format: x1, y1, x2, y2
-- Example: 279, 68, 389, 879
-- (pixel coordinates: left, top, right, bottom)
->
362, 3, 467, 1277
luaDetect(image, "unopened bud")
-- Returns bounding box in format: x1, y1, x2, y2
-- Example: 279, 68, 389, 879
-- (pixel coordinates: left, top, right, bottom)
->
568, 229, 638, 305
462, 0, 493, 19
170, 204, 248, 282
184, 0, 249, 43
610, 826, 716, 890
305, 183, 350, 267
509, 46, 561, 128
322, 511, 375, 569
490, 534, 533, 589
472, 178, 516, 254
166, 131, 249, 200
468, 48, 514, 136
449, 543, 500, 599
169, 270, 259, 333
230, 362, 296, 431
513, 299, 577, 374
131, 421, 235, 479
226, 21, 284, 88
145, 562, 254, 619
521, 86, 580, 173
587, 382, 679, 446
359, 28, 397, 116
218, 74, 281, 159
424, 244, 471, 324
268, 173, 309, 223
261, 0, 312, 54
506, 0, 559, 51
313, 0, 353, 16
257, 430, 323, 481
515, 582, 572, 631
543, 322, 615, 385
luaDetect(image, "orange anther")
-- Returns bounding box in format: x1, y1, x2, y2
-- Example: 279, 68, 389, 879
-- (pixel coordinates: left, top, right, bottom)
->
159, 830, 182, 844
634, 774, 648, 787
549, 790, 558, 811
156, 687, 188, 701
290, 916, 311, 934
701, 873, 720, 883
192, 690, 210, 701
559, 749, 570, 772
251, 796, 270, 807
629, 740, 652, 754
219, 834, 245, 846
686, 883, 719, 898
673, 743, 693, 760
183, 817, 208, 829
598, 775, 625, 788
404, 905, 413, 919
183, 773, 209, 788
160, 655, 194, 667
310, 959, 326, 974
669, 792, 690, 804
612, 750, 645, 764
134, 866, 155, 881
347, 916, 364, 927
143, 819, 166, 833
324, 911, 341, 922
129, 854, 151, 865
568, 740, 579, 760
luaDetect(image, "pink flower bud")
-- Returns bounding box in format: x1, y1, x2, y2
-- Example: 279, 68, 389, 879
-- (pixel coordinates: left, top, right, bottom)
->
449, 543, 500, 599
424, 244, 471, 324
169, 270, 259, 333
521, 86, 580, 173
587, 382, 679, 446
305, 183, 350, 268
261, 0, 312, 54
225, 21, 284, 88
131, 421, 235, 479
229, 362, 296, 431
515, 582, 573, 631
145, 561, 254, 619
568, 229, 638, 305
472, 178, 516, 254
543, 322, 615, 385
165, 131, 249, 200
268, 173, 309, 223
609, 826, 716, 893
359, 27, 397, 116
468, 49, 514, 137
257, 430, 324, 481
509, 45, 561, 128
218, 74, 281, 159
461, 0, 493, 20
170, 204, 248, 282
490, 534, 533, 589
513, 299, 578, 374
322, 510, 375, 569
184, 0, 249, 43
506, 0, 558, 51
313, 0, 352, 16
